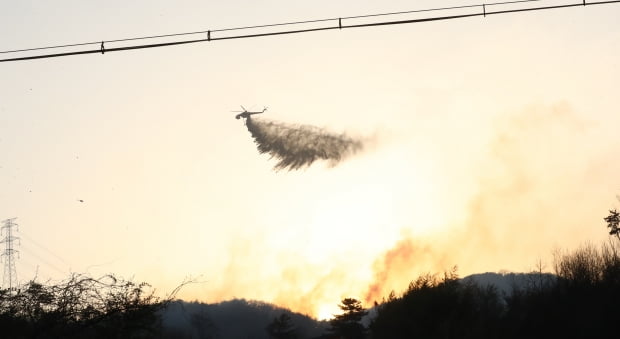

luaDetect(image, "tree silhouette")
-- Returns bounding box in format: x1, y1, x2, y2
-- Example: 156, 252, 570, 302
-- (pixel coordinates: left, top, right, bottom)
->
266, 313, 298, 339
190, 308, 217, 339
604, 209, 620, 241
328, 298, 367, 339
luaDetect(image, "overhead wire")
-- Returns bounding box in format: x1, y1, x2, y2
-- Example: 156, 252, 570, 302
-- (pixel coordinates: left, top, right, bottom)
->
18, 231, 72, 277
0, 0, 542, 55
19, 243, 70, 277
1, 0, 618, 63
20, 230, 72, 268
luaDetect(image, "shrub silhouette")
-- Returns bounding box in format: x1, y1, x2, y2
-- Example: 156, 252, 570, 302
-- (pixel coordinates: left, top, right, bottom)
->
0, 273, 168, 338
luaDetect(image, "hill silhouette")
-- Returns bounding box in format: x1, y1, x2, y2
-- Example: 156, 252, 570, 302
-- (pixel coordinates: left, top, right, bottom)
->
161, 299, 327, 339
462, 271, 556, 296
2, 209, 619, 338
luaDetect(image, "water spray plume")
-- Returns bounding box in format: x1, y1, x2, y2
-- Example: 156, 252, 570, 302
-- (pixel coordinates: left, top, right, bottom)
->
243, 117, 365, 171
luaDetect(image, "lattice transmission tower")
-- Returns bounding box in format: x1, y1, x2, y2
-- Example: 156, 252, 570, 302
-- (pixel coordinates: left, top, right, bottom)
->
1, 218, 20, 290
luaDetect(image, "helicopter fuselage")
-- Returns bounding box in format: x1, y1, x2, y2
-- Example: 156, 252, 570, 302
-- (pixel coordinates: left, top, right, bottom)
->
235, 111, 264, 119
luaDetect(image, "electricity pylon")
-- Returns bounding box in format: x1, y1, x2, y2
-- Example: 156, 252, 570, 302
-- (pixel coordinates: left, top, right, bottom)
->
1, 218, 19, 290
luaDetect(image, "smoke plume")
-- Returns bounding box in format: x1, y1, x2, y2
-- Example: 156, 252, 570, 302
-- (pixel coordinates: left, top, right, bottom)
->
364, 238, 448, 304
244, 117, 365, 171
362, 103, 610, 305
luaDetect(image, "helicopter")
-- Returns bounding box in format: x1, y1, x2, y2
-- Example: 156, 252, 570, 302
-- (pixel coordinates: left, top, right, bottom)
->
233, 106, 267, 120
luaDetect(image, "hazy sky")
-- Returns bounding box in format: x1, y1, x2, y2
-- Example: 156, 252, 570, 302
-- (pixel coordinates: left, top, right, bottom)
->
1, 0, 620, 319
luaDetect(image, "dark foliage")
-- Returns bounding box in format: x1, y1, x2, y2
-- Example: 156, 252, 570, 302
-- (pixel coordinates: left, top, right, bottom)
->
327, 298, 367, 339
604, 209, 620, 241
161, 299, 327, 339
0, 274, 167, 339
267, 313, 298, 339
503, 242, 620, 339
370, 270, 503, 339
370, 241, 620, 339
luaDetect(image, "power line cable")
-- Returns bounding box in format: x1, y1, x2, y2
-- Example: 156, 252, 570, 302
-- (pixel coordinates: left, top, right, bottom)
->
20, 231, 72, 268
19, 243, 70, 276
1, 0, 617, 63
0, 0, 544, 55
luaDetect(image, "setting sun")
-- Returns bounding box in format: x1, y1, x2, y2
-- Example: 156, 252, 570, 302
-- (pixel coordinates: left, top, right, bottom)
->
316, 303, 340, 321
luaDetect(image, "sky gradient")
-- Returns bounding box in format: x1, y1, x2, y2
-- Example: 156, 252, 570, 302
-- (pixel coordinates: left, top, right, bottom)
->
1, 0, 620, 318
